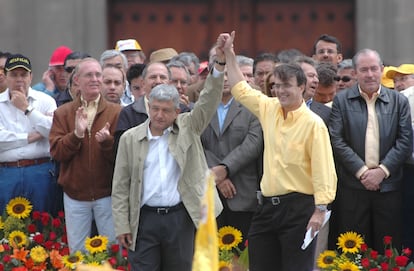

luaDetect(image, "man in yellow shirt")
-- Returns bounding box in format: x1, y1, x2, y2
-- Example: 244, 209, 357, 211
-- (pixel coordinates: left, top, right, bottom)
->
217, 31, 337, 271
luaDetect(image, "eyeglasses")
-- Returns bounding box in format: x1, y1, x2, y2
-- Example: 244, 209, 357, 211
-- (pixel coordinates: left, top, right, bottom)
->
334, 76, 352, 82
65, 66, 76, 73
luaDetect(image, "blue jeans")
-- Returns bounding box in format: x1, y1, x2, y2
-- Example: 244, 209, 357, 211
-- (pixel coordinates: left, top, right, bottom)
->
0, 161, 56, 213
64, 193, 116, 253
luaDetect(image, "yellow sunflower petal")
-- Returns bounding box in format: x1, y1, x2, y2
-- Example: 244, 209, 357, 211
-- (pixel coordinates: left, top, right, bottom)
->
337, 232, 364, 254
6, 197, 33, 219
85, 235, 109, 254
62, 251, 84, 269
30, 245, 49, 263
8, 230, 29, 248
338, 260, 359, 271
218, 226, 243, 250
317, 250, 337, 268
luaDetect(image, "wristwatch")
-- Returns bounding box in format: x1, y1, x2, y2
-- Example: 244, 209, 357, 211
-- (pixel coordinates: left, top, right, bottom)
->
315, 204, 328, 212
24, 105, 34, 115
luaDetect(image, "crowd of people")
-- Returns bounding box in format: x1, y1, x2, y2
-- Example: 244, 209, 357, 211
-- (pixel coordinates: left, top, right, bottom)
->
1, 30, 414, 271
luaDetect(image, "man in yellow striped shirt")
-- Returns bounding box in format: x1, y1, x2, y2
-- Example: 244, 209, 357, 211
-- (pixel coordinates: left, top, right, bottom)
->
217, 31, 337, 271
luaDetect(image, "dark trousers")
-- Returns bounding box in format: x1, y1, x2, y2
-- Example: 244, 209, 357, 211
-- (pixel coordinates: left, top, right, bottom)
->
330, 186, 402, 253
248, 193, 316, 271
402, 164, 414, 258
128, 203, 195, 271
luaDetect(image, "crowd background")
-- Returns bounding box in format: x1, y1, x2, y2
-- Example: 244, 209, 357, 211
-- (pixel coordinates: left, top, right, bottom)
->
1, 0, 414, 85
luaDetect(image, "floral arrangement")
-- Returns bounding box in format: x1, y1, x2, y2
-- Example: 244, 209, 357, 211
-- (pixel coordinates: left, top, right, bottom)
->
217, 226, 248, 271
317, 231, 414, 271
0, 197, 129, 271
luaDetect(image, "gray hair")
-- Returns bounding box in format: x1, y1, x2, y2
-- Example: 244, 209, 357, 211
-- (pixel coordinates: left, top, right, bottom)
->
352, 49, 383, 69
166, 60, 190, 81
236, 55, 254, 67
99, 49, 128, 71
292, 55, 318, 68
149, 84, 180, 109
171, 52, 200, 71
338, 59, 353, 71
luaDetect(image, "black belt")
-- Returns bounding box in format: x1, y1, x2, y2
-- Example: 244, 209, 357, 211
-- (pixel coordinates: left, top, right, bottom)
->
262, 192, 309, 206
141, 202, 184, 215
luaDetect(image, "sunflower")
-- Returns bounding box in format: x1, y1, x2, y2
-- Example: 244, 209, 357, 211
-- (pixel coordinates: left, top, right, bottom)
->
338, 261, 359, 271
6, 197, 33, 219
85, 235, 109, 254
8, 230, 29, 248
30, 245, 49, 263
218, 260, 232, 271
62, 251, 84, 269
218, 226, 243, 250
0, 217, 4, 230
337, 231, 364, 254
317, 250, 337, 268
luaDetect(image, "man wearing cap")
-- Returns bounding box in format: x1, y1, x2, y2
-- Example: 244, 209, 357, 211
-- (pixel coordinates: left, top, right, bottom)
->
33, 46, 73, 97
115, 39, 146, 67
0, 54, 57, 213
149, 48, 178, 64
386, 64, 414, 92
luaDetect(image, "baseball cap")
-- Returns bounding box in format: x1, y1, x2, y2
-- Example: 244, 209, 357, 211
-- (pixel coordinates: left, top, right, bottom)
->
149, 48, 178, 63
385, 64, 414, 79
4, 54, 32, 72
115, 39, 142, 51
381, 66, 395, 89
49, 46, 72, 66
198, 61, 209, 75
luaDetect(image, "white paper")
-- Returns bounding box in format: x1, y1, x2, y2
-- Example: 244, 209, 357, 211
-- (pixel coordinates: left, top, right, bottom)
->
301, 210, 331, 250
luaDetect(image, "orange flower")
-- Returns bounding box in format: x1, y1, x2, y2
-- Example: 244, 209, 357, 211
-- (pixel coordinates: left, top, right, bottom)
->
11, 247, 29, 262
50, 249, 64, 269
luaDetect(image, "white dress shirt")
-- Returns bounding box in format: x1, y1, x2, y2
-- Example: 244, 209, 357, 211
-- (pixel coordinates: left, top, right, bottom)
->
141, 126, 181, 207
0, 87, 56, 161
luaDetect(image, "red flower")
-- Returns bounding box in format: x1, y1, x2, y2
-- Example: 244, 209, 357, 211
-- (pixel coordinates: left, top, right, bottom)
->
392, 268, 400, 271
108, 257, 117, 266
44, 240, 54, 250
32, 211, 41, 220
370, 250, 378, 260
369, 269, 379, 271
3, 254, 11, 263
361, 258, 370, 268
12, 267, 28, 271
403, 247, 412, 256
58, 211, 65, 218
245, 239, 248, 247
380, 262, 389, 270
2, 244, 10, 251
53, 242, 61, 250
117, 267, 126, 271
52, 218, 61, 228
33, 234, 44, 244
360, 243, 368, 252
27, 223, 37, 233
41, 212, 50, 226
61, 234, 68, 243
60, 247, 70, 256
396, 255, 409, 267
121, 248, 128, 258
111, 244, 120, 253
383, 236, 392, 245
0, 263, 3, 271
49, 231, 57, 241
385, 249, 393, 258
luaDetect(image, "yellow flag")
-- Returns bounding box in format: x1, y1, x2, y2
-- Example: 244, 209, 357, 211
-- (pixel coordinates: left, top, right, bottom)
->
192, 172, 218, 271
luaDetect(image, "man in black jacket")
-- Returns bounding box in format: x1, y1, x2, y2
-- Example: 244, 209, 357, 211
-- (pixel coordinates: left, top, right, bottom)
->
329, 48, 413, 253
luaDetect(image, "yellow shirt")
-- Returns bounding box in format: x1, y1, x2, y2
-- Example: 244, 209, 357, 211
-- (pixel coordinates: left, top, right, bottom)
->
231, 81, 337, 205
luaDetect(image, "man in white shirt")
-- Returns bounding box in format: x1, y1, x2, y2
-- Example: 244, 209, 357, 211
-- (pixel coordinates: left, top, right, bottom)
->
0, 54, 57, 212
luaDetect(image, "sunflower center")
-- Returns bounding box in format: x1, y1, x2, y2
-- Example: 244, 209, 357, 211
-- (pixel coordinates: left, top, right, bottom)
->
323, 256, 334, 264
345, 240, 356, 248
12, 203, 25, 214
68, 256, 80, 263
222, 234, 235, 245
90, 239, 103, 247
14, 236, 23, 243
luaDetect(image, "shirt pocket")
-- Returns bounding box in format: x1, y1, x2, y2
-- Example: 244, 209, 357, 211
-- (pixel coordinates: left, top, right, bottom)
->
282, 142, 306, 167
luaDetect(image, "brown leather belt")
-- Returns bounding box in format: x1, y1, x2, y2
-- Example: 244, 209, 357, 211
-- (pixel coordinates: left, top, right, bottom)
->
0, 157, 51, 168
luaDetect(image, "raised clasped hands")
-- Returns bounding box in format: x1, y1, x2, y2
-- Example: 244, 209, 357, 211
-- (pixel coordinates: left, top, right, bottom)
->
216, 31, 236, 56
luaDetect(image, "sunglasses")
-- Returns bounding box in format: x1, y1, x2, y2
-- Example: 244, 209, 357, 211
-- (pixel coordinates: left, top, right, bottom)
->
334, 76, 352, 82
64, 66, 76, 73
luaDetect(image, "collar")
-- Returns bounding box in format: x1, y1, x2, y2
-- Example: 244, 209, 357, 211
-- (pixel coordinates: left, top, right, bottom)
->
358, 84, 381, 101
282, 100, 308, 122
81, 94, 101, 107
147, 125, 173, 140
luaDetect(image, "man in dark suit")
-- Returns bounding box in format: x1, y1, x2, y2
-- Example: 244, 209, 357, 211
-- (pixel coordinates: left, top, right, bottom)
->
201, 72, 263, 245
329, 49, 412, 253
